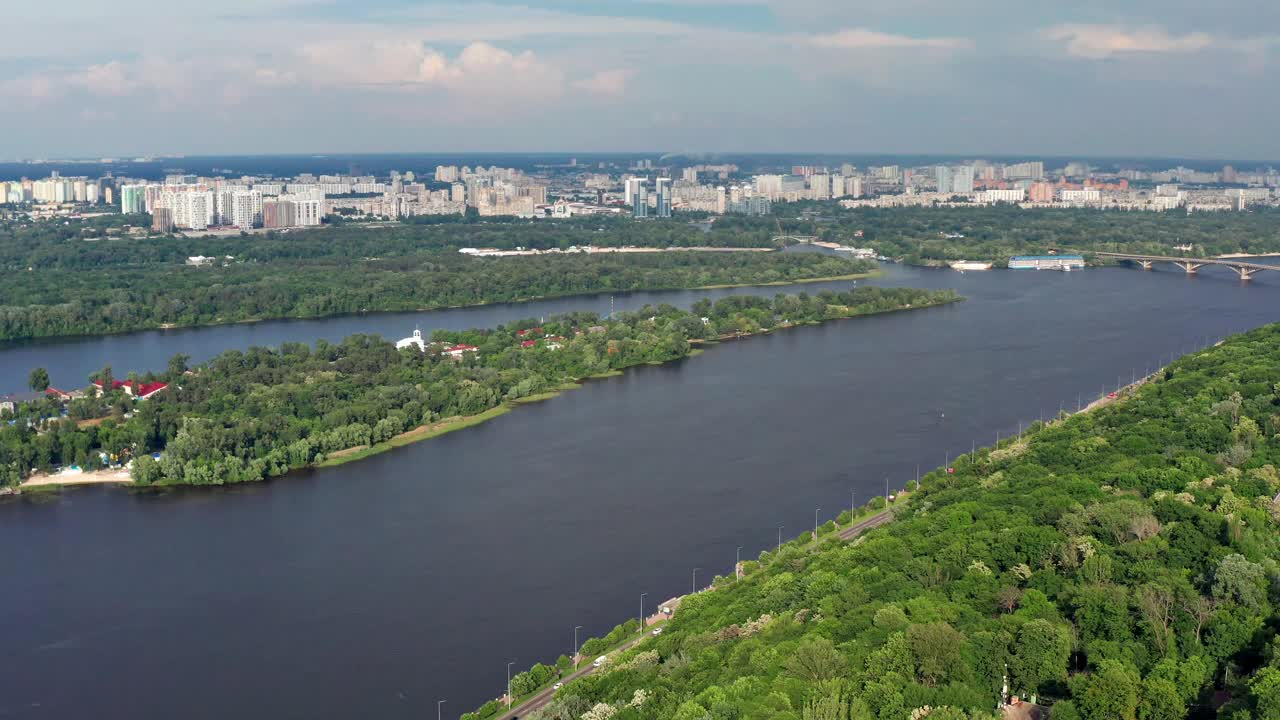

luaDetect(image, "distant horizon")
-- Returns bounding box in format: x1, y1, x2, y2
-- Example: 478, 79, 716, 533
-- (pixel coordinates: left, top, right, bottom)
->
2, 150, 1276, 170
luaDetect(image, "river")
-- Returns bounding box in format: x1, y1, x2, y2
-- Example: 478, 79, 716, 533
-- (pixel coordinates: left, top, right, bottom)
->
2, 261, 1278, 719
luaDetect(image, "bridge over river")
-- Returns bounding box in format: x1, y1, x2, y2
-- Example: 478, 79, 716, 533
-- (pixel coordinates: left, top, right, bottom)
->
1093, 251, 1278, 280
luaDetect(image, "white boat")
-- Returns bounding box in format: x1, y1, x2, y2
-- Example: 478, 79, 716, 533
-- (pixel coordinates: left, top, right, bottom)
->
949, 261, 993, 271
1061, 265, 1073, 272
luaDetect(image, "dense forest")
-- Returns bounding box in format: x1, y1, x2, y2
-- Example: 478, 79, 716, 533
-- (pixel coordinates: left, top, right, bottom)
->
0, 213, 873, 339
771, 204, 1280, 266
0, 287, 958, 487
482, 321, 1280, 720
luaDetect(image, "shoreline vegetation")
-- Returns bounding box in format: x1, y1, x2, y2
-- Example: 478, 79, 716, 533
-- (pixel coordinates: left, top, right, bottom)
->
0, 214, 880, 342
0, 287, 960, 491
471, 322, 1280, 720
1, 269, 885, 348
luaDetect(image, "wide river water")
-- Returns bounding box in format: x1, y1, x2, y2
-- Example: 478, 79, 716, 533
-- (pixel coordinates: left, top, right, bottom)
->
3, 261, 1279, 719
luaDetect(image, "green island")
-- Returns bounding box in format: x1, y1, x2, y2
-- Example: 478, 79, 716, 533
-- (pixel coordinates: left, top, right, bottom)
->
0, 213, 875, 340
0, 286, 958, 487
470, 322, 1280, 720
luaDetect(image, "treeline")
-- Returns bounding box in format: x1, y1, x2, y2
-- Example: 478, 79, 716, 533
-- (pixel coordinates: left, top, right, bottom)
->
501, 322, 1280, 720
0, 287, 958, 487
0, 216, 781, 274
0, 245, 873, 340
768, 204, 1280, 265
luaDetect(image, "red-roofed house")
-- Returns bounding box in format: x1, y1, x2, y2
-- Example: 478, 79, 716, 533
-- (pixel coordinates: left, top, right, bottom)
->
45, 387, 84, 401
516, 327, 543, 337
93, 379, 169, 399
521, 340, 537, 348
442, 344, 479, 359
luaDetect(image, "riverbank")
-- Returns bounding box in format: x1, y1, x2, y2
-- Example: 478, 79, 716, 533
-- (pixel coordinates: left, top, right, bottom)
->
306, 293, 936, 473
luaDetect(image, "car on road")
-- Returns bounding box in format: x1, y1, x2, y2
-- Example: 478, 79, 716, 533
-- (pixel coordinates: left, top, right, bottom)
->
592, 656, 606, 667
553, 682, 562, 690
651, 627, 663, 636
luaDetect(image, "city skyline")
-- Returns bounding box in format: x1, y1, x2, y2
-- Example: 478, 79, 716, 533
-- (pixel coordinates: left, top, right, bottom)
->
4, 1, 1280, 159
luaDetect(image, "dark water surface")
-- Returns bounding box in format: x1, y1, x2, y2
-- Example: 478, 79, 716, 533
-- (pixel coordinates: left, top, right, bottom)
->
3, 263, 1279, 719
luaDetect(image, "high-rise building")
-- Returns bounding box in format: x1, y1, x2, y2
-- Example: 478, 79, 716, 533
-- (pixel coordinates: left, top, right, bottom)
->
682, 168, 698, 183
809, 174, 831, 200
121, 185, 147, 214
232, 191, 262, 230
152, 207, 174, 232
1028, 182, 1055, 203
1004, 161, 1045, 181
626, 178, 648, 218
935, 166, 953, 194
655, 178, 672, 218
952, 166, 975, 193
754, 175, 783, 199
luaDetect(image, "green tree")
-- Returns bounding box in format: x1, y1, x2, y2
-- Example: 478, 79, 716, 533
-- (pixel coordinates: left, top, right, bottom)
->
1070, 661, 1140, 720
28, 367, 49, 392
784, 636, 847, 683
907, 621, 966, 686
1137, 677, 1183, 720
1011, 620, 1072, 694
167, 353, 190, 377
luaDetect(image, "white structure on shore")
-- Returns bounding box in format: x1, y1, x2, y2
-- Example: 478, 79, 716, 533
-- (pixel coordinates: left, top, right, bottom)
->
396, 328, 426, 351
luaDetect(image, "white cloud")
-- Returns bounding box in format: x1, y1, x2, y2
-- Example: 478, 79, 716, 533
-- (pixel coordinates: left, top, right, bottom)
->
1045, 24, 1214, 59
68, 61, 138, 96
808, 28, 972, 50
572, 69, 633, 97
295, 40, 562, 98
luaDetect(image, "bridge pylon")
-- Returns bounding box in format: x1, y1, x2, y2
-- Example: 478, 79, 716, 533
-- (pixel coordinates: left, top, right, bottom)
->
1232, 267, 1258, 281
1138, 260, 1153, 270
1175, 261, 1205, 274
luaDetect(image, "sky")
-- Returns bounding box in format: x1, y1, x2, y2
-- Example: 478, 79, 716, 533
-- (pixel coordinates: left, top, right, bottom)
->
2, 0, 1279, 160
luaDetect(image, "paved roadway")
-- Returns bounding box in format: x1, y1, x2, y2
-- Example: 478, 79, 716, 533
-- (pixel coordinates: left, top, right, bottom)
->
492, 508, 895, 719
493, 631, 651, 720
836, 509, 893, 541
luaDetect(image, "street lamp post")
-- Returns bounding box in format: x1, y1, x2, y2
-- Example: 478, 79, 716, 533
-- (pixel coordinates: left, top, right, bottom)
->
438, 700, 445, 720
776, 525, 783, 552
574, 626, 582, 670
507, 661, 516, 707
640, 593, 648, 629
813, 508, 820, 539
735, 546, 742, 577
850, 490, 855, 523
692, 568, 701, 594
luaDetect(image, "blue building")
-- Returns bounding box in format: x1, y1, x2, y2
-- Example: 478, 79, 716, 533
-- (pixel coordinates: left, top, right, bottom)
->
1008, 255, 1085, 270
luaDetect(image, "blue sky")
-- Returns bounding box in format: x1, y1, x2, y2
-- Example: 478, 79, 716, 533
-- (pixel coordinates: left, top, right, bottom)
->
3, 0, 1278, 159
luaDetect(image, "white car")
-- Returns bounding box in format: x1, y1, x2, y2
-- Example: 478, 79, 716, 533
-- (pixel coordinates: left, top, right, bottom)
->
651, 627, 663, 636
553, 682, 562, 690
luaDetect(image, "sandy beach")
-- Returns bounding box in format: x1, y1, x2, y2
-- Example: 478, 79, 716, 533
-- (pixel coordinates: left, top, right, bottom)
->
22, 468, 133, 487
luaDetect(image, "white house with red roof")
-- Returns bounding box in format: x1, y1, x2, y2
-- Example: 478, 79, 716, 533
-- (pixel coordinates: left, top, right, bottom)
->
441, 344, 478, 359
92, 379, 169, 399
